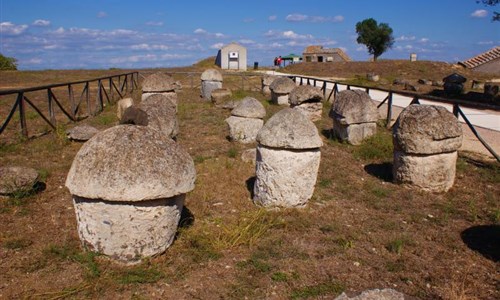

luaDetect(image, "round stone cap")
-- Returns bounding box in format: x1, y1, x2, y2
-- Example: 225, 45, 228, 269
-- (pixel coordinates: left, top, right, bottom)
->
257, 108, 323, 149
393, 104, 463, 154
142, 72, 176, 93
65, 125, 196, 201
289, 85, 323, 105
201, 69, 223, 81
269, 77, 296, 94
231, 97, 266, 119
329, 90, 378, 124
262, 75, 277, 85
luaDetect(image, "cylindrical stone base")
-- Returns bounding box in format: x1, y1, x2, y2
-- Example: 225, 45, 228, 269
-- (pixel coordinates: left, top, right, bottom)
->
333, 119, 377, 145
141, 92, 178, 109
393, 150, 457, 192
253, 145, 321, 207
201, 81, 222, 100
73, 194, 184, 263
271, 92, 290, 105
225, 116, 264, 143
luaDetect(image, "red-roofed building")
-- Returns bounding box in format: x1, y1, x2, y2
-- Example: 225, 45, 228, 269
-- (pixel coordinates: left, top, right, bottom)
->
459, 46, 500, 75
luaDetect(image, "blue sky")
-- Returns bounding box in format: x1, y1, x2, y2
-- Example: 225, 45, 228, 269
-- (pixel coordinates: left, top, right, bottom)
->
0, 0, 498, 70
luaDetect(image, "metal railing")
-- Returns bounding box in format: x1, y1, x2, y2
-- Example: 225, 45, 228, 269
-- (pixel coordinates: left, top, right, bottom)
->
0, 72, 138, 138
290, 75, 500, 162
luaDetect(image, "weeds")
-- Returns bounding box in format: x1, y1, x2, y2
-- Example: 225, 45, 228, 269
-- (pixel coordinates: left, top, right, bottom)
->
291, 281, 344, 299
386, 237, 407, 255
353, 129, 393, 161
3, 238, 32, 250
114, 265, 164, 284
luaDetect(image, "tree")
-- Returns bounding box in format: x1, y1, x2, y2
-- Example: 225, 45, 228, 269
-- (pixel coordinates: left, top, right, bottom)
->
477, 0, 499, 21
0, 53, 18, 70
355, 18, 394, 62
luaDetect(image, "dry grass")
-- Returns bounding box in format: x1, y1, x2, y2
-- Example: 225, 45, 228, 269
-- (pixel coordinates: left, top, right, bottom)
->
0, 67, 499, 299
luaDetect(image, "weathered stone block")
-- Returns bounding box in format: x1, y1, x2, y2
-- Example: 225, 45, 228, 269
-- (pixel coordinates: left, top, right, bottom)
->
253, 145, 321, 207
333, 120, 377, 145
225, 116, 263, 143
393, 150, 457, 192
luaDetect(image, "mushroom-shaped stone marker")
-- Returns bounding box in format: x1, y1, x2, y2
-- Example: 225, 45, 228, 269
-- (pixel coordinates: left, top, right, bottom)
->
141, 72, 178, 107
201, 69, 223, 100
289, 85, 324, 121
329, 90, 379, 145
253, 108, 323, 207
392, 104, 462, 192
261, 75, 277, 96
269, 77, 296, 105
65, 125, 196, 263
140, 94, 179, 139
225, 97, 266, 143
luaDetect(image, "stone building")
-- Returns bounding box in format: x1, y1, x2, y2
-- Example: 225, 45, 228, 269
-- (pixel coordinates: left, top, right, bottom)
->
215, 42, 247, 71
303, 45, 351, 63
459, 46, 500, 75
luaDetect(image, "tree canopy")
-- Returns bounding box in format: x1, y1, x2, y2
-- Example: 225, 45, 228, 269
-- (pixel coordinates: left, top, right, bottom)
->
355, 18, 394, 62
478, 0, 499, 21
0, 53, 18, 70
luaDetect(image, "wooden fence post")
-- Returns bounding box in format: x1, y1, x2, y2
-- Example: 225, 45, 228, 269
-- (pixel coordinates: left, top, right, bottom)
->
68, 84, 75, 120
386, 92, 393, 128
17, 92, 28, 137
47, 88, 56, 125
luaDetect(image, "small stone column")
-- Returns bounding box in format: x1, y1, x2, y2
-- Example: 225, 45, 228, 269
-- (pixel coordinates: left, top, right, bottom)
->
269, 77, 296, 105
253, 108, 323, 208
225, 97, 266, 143
141, 72, 178, 107
289, 85, 324, 121
261, 75, 277, 96
65, 125, 196, 263
329, 90, 379, 145
392, 105, 462, 192
201, 69, 223, 100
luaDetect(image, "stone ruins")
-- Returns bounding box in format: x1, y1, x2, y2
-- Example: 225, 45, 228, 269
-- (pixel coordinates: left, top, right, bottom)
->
269, 76, 296, 105
65, 125, 196, 263
201, 69, 223, 100
141, 72, 178, 107
116, 97, 134, 119
329, 90, 379, 145
392, 104, 463, 192
289, 85, 324, 121
253, 108, 323, 208
225, 96, 266, 143
261, 75, 277, 96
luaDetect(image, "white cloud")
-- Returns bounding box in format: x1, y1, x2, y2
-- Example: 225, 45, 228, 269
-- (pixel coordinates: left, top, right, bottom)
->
131, 43, 169, 51
396, 35, 416, 42
25, 58, 42, 64
356, 46, 366, 52
419, 38, 429, 43
286, 14, 308, 22
210, 43, 224, 49
471, 9, 488, 18
194, 28, 207, 34
286, 14, 344, 23
33, 19, 51, 27
146, 21, 163, 26
97, 11, 108, 18
268, 15, 277, 21
478, 41, 494, 45
239, 39, 255, 44
264, 30, 313, 40
0, 22, 28, 35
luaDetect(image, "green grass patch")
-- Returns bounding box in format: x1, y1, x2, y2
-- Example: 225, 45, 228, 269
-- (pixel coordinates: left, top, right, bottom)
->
291, 281, 344, 299
115, 266, 164, 284
3, 238, 32, 250
271, 272, 289, 282
353, 130, 393, 161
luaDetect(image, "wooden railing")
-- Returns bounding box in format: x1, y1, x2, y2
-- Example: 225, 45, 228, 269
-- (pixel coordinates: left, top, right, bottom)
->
290, 75, 500, 162
0, 72, 138, 138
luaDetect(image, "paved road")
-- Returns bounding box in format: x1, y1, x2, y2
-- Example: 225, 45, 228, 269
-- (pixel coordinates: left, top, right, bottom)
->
262, 70, 500, 159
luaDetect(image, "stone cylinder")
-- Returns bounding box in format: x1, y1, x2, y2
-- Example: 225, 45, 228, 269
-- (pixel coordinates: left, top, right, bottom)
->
201, 69, 223, 100
392, 104, 462, 192
289, 85, 324, 122
253, 108, 323, 208
329, 90, 378, 145
225, 97, 266, 143
141, 72, 178, 107
269, 77, 295, 105
262, 75, 277, 96
65, 125, 196, 263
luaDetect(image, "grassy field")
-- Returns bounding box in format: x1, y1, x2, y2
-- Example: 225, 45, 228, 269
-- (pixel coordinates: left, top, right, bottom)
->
0, 62, 499, 299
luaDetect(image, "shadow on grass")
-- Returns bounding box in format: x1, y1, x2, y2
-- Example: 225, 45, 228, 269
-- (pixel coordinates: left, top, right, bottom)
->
364, 163, 393, 182
461, 225, 500, 262
179, 206, 195, 229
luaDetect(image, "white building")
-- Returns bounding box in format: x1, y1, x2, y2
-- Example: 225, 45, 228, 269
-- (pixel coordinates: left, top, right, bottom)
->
215, 42, 247, 71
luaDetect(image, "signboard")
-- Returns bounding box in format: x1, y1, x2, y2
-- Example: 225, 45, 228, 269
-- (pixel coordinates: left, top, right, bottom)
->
229, 52, 239, 59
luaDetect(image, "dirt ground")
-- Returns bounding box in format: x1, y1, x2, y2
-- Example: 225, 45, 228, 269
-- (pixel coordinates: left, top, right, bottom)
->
0, 66, 499, 299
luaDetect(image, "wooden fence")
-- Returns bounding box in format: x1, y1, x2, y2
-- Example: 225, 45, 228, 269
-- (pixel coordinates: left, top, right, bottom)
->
290, 75, 500, 162
0, 72, 138, 138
